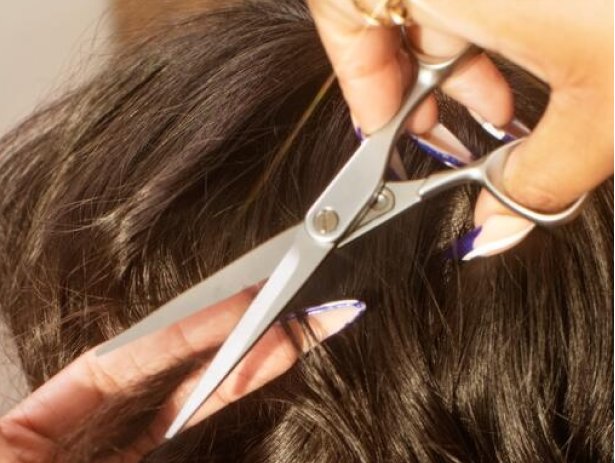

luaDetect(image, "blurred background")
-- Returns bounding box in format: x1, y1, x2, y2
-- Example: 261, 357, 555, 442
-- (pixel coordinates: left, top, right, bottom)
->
0, 1, 110, 134
0, 0, 217, 414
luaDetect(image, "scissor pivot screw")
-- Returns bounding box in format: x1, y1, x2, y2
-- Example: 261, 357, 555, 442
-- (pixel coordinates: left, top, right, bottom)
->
314, 208, 339, 235
372, 189, 393, 211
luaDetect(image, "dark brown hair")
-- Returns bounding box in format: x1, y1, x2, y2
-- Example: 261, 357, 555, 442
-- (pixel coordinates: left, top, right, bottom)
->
0, 1, 612, 461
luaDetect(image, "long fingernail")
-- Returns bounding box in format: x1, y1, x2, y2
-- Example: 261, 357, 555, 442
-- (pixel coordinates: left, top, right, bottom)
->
469, 109, 531, 142
412, 123, 474, 168
285, 299, 366, 339
450, 215, 535, 261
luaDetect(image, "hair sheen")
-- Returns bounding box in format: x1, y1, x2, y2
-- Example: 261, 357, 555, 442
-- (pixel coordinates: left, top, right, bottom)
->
0, 1, 612, 461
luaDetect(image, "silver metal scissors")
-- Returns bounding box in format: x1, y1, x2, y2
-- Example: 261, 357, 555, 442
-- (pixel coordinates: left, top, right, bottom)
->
97, 45, 586, 438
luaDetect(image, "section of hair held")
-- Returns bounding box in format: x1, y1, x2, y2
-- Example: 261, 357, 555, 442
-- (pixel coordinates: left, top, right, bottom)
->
0, 0, 612, 462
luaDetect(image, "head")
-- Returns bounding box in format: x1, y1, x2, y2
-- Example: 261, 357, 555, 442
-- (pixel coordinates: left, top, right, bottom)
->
0, 0, 612, 461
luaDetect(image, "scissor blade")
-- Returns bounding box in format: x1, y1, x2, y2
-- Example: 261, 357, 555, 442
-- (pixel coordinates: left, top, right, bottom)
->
97, 225, 300, 355
165, 226, 333, 438
339, 180, 423, 247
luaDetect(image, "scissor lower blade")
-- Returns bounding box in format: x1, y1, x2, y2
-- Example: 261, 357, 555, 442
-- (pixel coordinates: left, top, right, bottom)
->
97, 225, 300, 355
165, 226, 333, 438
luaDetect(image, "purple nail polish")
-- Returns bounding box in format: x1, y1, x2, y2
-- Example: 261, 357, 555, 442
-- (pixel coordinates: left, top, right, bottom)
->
501, 133, 516, 143
413, 137, 466, 168
284, 299, 367, 321
446, 226, 482, 260
354, 125, 365, 142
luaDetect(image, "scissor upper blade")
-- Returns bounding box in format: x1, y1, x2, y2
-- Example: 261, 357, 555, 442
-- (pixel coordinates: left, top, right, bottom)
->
97, 225, 300, 355
165, 226, 333, 438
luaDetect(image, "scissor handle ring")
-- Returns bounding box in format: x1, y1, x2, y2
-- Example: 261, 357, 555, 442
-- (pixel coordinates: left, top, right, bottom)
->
418, 138, 587, 227
479, 138, 587, 227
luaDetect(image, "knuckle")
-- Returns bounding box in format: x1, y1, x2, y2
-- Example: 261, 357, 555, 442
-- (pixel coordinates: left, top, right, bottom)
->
82, 352, 122, 395
167, 322, 201, 360
213, 384, 236, 407
0, 420, 58, 463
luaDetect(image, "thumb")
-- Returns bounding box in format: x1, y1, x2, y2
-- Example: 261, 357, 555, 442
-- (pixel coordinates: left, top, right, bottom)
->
499, 89, 613, 213
407, 0, 613, 210
461, 86, 613, 261
474, 85, 613, 230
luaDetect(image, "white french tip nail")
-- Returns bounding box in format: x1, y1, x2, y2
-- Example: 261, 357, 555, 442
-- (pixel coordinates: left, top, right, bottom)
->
462, 215, 535, 261
468, 109, 531, 142
299, 299, 366, 341
469, 109, 507, 140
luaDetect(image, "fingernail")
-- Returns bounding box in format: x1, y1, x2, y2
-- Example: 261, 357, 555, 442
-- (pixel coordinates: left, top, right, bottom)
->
450, 215, 535, 261
355, 125, 365, 141
412, 123, 474, 168
469, 109, 530, 142
285, 299, 366, 339
350, 113, 365, 142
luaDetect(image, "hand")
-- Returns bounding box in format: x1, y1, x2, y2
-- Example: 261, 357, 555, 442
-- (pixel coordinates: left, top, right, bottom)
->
308, 0, 613, 257
0, 291, 363, 462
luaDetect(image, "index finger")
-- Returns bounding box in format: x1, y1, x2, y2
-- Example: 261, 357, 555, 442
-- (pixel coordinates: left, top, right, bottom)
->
308, 0, 513, 137
308, 0, 412, 133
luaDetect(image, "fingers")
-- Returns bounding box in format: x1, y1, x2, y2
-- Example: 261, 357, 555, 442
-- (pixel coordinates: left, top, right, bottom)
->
308, 0, 444, 134
310, 0, 612, 262
474, 84, 612, 218
449, 190, 535, 262
464, 83, 612, 260
406, 22, 514, 128
411, 0, 613, 209
441, 53, 513, 126
109, 300, 365, 460
0, 295, 364, 461
308, 1, 514, 136
0, 421, 53, 463
157, 300, 365, 436
502, 89, 613, 211
308, 0, 408, 133
0, 288, 258, 444
405, 94, 437, 134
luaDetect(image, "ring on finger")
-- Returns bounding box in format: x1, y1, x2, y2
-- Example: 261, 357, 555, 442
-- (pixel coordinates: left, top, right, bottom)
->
350, 0, 412, 27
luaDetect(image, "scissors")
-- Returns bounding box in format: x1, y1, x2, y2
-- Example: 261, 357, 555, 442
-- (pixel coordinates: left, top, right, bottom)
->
97, 45, 586, 438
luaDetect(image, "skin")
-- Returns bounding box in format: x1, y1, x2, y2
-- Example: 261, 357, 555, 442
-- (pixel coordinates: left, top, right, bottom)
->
0, 290, 350, 462
308, 0, 613, 223
0, 2, 610, 459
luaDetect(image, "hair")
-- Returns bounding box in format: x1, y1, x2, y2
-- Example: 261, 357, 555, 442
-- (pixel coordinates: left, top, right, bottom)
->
0, 1, 612, 461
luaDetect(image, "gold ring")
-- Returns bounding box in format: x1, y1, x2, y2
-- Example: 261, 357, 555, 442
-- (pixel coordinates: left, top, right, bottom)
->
351, 0, 411, 27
